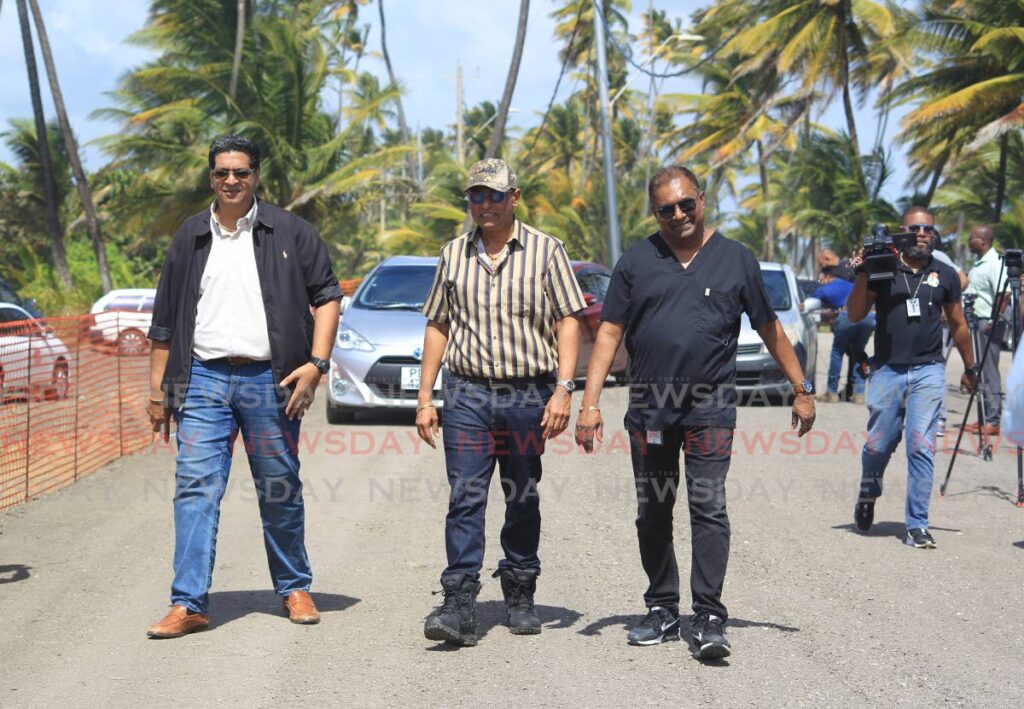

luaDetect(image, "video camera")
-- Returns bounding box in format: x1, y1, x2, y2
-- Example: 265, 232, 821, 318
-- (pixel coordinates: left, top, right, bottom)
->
861, 224, 919, 281
1004, 248, 1023, 277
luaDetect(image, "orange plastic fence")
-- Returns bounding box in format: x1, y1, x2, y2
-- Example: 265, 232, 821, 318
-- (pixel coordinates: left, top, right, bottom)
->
340, 278, 362, 297
0, 313, 151, 511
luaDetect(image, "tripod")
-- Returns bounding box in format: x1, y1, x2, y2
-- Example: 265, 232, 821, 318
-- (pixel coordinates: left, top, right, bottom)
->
960, 293, 993, 461
941, 251, 1024, 506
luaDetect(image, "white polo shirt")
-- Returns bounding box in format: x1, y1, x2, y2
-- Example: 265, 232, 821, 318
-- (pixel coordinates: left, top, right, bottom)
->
192, 200, 272, 361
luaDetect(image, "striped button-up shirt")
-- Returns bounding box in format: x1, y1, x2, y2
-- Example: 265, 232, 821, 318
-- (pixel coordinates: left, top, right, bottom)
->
422, 220, 586, 379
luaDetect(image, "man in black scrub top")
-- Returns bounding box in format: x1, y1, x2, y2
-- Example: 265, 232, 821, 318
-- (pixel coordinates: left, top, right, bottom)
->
575, 166, 816, 660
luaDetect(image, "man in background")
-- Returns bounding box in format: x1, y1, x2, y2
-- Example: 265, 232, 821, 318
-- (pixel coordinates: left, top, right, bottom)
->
963, 225, 1007, 436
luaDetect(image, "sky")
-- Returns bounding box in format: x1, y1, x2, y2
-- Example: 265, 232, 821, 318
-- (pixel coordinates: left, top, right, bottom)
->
0, 0, 912, 203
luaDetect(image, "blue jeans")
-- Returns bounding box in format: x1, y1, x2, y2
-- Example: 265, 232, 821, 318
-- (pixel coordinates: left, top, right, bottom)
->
170, 359, 309, 613
859, 363, 944, 530
440, 374, 554, 581
828, 312, 874, 395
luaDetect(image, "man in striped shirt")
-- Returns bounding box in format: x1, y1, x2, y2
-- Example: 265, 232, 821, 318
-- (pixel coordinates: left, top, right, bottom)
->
415, 158, 585, 646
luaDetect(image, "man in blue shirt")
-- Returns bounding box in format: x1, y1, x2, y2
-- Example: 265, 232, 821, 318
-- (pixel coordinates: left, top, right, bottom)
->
812, 267, 875, 403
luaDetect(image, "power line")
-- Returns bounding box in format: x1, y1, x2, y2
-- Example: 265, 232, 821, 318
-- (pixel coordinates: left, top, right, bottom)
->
596, 4, 754, 81
596, 6, 694, 78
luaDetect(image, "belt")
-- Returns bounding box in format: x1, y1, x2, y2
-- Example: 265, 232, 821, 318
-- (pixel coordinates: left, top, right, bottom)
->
450, 372, 555, 389
212, 356, 269, 366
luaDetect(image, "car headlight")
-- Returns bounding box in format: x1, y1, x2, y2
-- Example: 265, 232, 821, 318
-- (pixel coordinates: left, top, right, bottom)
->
336, 324, 374, 351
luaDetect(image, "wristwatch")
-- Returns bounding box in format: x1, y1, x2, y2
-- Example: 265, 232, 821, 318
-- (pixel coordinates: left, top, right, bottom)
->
795, 380, 814, 396
309, 356, 330, 375
556, 379, 576, 393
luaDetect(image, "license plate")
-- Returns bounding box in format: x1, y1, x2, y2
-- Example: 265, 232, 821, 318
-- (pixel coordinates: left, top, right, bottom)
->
401, 366, 441, 391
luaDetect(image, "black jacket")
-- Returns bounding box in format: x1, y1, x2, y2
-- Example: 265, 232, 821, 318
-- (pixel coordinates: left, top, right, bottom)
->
148, 199, 342, 407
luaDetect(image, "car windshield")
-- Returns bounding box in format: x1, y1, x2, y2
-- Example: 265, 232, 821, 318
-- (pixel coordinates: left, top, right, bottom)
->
104, 297, 142, 311
761, 270, 792, 311
354, 265, 436, 310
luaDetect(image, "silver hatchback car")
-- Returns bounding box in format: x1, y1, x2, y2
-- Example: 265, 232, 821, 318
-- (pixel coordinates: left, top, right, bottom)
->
327, 256, 443, 423
734, 262, 818, 401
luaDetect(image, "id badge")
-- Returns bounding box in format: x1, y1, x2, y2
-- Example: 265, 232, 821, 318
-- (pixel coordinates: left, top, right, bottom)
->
646, 430, 663, 445
906, 298, 921, 318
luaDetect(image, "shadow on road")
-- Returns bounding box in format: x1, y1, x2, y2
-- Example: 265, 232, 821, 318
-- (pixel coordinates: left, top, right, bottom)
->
578, 614, 800, 638
942, 485, 1017, 504
207, 589, 360, 628
424, 602, 582, 651
1013, 540, 1024, 550
0, 564, 31, 585
832, 521, 962, 539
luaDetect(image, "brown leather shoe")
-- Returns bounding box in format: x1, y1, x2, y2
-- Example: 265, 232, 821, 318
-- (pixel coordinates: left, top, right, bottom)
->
147, 605, 209, 638
283, 590, 320, 624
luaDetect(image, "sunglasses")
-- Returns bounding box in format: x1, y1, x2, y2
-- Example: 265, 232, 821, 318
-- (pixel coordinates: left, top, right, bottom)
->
655, 197, 698, 219
212, 167, 255, 180
906, 224, 936, 235
465, 189, 510, 205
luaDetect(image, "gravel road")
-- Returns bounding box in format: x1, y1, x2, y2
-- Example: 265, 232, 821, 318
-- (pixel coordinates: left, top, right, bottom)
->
1, 339, 1021, 708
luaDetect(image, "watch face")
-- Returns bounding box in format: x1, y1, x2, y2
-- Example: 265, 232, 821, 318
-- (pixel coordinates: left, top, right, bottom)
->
801, 380, 814, 394
559, 379, 576, 392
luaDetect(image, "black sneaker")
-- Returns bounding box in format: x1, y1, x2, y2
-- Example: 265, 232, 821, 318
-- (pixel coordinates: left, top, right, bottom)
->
854, 500, 875, 532
905, 528, 936, 549
626, 606, 679, 646
688, 612, 731, 660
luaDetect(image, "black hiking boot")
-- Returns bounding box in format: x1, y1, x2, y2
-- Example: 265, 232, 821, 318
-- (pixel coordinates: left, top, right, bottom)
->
494, 568, 541, 635
423, 574, 481, 646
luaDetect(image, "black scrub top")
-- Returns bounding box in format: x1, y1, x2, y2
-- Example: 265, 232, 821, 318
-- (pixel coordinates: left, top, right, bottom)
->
601, 231, 778, 430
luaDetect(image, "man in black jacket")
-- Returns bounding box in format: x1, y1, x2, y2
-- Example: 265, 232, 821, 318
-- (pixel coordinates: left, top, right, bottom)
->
145, 135, 341, 638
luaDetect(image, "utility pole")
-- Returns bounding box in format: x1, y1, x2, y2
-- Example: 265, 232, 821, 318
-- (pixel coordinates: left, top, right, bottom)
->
456, 62, 465, 165
593, 0, 621, 266
416, 126, 423, 186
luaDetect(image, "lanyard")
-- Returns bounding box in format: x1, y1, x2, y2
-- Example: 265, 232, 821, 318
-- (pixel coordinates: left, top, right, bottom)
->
901, 269, 925, 301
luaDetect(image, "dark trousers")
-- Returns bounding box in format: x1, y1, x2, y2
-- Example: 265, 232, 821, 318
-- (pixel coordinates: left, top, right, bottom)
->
630, 426, 733, 620
978, 319, 1005, 424
440, 375, 553, 581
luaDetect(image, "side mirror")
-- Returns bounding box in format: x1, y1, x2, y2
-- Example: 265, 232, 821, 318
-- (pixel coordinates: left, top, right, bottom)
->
582, 293, 596, 306
802, 297, 823, 313
340, 296, 352, 315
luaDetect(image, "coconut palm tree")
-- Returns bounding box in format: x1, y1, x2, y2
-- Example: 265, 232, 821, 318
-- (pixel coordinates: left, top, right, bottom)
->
484, 0, 529, 160
27, 0, 113, 293
15, 0, 71, 288
895, 0, 1024, 221
722, 0, 897, 187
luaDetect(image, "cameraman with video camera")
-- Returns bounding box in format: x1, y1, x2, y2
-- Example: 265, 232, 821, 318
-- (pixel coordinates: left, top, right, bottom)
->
847, 206, 976, 549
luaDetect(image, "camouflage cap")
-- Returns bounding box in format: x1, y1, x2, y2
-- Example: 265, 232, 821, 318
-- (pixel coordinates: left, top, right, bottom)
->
465, 158, 518, 192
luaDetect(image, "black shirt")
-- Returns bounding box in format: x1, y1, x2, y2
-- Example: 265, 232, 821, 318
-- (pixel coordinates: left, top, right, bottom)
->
148, 199, 343, 408
867, 255, 960, 367
601, 231, 778, 430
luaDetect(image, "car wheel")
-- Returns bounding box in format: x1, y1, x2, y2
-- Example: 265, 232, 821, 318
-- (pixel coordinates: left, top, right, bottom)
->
50, 360, 70, 400
117, 328, 148, 356
326, 400, 355, 424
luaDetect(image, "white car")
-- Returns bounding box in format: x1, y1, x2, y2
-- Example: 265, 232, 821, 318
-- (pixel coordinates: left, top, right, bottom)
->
88, 288, 156, 355
0, 302, 72, 400
734, 263, 818, 401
